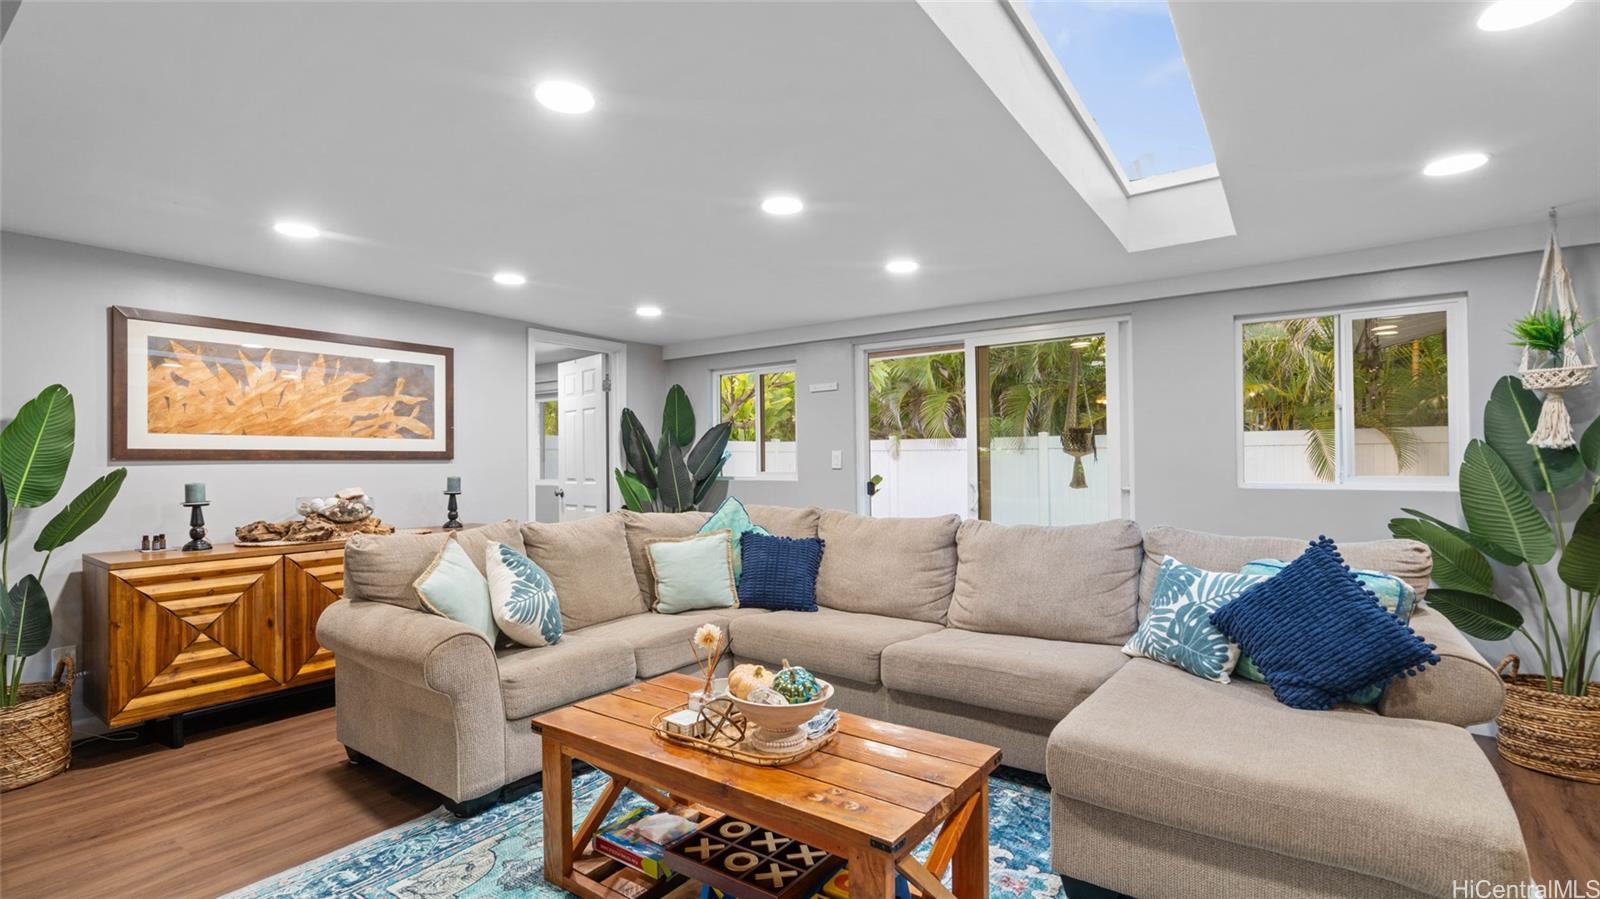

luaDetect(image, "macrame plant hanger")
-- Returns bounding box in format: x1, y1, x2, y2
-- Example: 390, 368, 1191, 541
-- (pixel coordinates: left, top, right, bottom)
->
1517, 208, 1594, 449
1060, 348, 1096, 489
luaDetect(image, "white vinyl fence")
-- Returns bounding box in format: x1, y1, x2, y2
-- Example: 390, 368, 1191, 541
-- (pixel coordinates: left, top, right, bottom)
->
866, 435, 1114, 526
1242, 426, 1449, 483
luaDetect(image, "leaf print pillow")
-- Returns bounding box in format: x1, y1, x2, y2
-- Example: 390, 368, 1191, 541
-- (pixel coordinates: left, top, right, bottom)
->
1121, 557, 1269, 683
486, 541, 564, 647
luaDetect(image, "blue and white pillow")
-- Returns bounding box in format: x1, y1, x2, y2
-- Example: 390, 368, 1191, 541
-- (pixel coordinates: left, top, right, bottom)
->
700, 497, 770, 580
1121, 558, 1269, 683
486, 540, 563, 647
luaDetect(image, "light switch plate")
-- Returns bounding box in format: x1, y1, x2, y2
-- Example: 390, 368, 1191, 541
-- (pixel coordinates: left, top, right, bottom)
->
830, 450, 843, 470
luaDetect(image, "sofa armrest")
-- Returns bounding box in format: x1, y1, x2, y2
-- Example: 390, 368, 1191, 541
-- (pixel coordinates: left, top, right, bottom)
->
317, 598, 498, 698
1378, 604, 1504, 726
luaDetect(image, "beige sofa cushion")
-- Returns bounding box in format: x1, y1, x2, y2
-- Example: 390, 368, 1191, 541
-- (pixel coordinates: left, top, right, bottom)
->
1047, 659, 1530, 896
344, 530, 452, 611
1139, 525, 1431, 620
450, 519, 524, 575
573, 607, 767, 678
728, 607, 941, 685
620, 510, 711, 610
1379, 605, 1504, 726
950, 519, 1142, 645
882, 629, 1127, 721
521, 513, 642, 631
745, 504, 820, 539
496, 630, 637, 719
816, 510, 958, 623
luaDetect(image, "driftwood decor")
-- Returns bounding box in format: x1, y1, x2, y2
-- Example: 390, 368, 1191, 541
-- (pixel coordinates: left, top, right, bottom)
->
110, 307, 453, 460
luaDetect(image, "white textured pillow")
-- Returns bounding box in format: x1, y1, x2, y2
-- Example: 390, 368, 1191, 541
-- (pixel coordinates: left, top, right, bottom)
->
486, 541, 564, 647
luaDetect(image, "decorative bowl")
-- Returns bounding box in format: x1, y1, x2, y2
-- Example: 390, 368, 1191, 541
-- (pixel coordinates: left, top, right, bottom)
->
727, 680, 833, 731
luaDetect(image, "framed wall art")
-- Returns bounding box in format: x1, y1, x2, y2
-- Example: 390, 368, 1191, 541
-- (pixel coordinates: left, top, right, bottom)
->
110, 306, 454, 461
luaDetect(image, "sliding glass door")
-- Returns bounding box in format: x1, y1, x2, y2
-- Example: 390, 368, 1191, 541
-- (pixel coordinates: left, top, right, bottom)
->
860, 320, 1128, 524
965, 322, 1125, 525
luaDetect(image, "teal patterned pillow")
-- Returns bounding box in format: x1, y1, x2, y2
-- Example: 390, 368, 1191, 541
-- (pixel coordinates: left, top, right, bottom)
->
486, 540, 563, 647
699, 497, 770, 580
1122, 558, 1269, 683
1234, 558, 1418, 704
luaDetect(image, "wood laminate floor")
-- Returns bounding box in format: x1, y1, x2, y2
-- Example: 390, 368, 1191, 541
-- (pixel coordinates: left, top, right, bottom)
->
1, 697, 1595, 898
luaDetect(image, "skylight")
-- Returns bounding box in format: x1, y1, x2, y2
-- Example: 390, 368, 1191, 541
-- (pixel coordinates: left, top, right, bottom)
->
1014, 0, 1215, 183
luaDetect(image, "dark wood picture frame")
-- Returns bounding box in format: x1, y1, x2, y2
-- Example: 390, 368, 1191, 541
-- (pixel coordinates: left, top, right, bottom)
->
110, 306, 454, 461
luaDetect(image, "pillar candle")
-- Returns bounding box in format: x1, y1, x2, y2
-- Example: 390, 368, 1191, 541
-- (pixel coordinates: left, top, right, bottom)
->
184, 482, 206, 504
446, 476, 461, 493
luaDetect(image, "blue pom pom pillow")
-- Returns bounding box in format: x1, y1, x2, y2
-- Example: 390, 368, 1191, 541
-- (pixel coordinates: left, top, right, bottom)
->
1210, 537, 1439, 711
1233, 558, 1420, 705
738, 532, 824, 612
1121, 557, 1270, 683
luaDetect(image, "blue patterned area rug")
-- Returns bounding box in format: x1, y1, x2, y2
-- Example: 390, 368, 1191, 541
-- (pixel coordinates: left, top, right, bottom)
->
227, 767, 1062, 899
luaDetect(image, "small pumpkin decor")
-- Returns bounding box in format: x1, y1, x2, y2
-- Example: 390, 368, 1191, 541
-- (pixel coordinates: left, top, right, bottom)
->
770, 663, 822, 704
727, 663, 775, 700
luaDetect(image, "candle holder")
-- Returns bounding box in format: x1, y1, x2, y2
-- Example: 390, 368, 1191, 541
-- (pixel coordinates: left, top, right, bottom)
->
182, 502, 212, 552
442, 491, 463, 530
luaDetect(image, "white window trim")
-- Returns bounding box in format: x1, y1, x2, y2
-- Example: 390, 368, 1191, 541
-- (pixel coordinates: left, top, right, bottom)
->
710, 362, 799, 482
1234, 295, 1469, 492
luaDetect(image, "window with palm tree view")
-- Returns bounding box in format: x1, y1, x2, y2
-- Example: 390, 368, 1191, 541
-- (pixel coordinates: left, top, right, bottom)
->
866, 329, 1117, 525
1240, 301, 1459, 486
718, 367, 796, 477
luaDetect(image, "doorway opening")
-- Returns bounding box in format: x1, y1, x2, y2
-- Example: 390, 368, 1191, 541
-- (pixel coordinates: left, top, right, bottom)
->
528, 330, 628, 523
857, 318, 1131, 525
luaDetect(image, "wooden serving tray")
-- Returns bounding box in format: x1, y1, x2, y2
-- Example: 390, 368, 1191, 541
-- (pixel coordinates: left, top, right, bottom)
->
650, 703, 837, 766
664, 815, 842, 899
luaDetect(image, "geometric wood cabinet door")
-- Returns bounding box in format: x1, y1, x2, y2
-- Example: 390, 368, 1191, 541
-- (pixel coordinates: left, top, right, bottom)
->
83, 539, 349, 729
282, 548, 343, 687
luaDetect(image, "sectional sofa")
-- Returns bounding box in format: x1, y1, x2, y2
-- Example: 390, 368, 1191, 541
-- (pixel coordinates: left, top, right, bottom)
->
316, 505, 1531, 899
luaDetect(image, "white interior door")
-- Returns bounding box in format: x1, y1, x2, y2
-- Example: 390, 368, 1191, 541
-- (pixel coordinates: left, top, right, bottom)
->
558, 353, 609, 520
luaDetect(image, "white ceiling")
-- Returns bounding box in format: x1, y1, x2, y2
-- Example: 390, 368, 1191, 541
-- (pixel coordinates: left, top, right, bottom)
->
2, 1, 1596, 351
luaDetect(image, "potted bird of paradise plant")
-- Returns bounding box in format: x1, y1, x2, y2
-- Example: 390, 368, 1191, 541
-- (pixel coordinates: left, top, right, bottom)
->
2, 385, 127, 790
1389, 375, 1599, 783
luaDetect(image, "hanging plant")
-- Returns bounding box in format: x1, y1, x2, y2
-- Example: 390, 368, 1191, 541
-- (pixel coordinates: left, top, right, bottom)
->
1513, 210, 1594, 449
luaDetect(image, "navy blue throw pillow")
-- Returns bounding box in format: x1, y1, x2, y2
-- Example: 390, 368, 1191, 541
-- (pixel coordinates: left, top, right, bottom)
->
1209, 536, 1439, 711
738, 532, 824, 612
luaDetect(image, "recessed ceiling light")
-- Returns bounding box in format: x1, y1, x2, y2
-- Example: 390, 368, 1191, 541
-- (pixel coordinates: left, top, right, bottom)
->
273, 220, 321, 239
885, 258, 919, 275
760, 195, 804, 216
492, 271, 527, 286
1423, 152, 1489, 177
534, 80, 595, 114
1477, 0, 1574, 31
635, 304, 663, 318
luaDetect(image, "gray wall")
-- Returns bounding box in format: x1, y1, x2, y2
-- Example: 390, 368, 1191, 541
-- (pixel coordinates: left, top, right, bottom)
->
667, 245, 1600, 675
0, 233, 644, 725
668, 244, 1600, 532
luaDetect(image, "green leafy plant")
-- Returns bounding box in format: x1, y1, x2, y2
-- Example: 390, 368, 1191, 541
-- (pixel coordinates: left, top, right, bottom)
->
1388, 375, 1598, 696
614, 385, 731, 513
1509, 307, 1588, 367
1, 385, 127, 707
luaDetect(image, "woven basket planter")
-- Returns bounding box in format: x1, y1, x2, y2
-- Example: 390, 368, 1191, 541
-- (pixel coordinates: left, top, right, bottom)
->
1495, 655, 1600, 784
0, 658, 73, 792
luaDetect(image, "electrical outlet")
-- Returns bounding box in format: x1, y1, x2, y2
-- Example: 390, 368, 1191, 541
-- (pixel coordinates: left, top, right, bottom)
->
50, 645, 75, 671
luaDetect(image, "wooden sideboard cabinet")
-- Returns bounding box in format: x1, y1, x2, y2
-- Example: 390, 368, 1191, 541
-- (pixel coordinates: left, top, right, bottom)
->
82, 540, 348, 735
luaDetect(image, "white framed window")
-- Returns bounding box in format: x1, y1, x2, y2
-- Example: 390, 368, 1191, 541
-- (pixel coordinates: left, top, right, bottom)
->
713, 364, 797, 479
1236, 296, 1468, 490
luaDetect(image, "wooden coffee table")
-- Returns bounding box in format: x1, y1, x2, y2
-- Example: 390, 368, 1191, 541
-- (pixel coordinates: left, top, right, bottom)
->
533, 672, 1001, 899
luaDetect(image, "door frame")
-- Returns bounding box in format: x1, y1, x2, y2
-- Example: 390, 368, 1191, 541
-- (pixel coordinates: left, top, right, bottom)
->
852, 316, 1134, 520
527, 328, 628, 520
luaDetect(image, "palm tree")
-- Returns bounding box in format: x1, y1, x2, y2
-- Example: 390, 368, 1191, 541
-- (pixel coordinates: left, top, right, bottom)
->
868, 352, 966, 440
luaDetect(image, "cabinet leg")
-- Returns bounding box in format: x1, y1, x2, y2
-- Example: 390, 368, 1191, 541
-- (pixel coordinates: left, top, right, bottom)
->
146, 715, 185, 749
